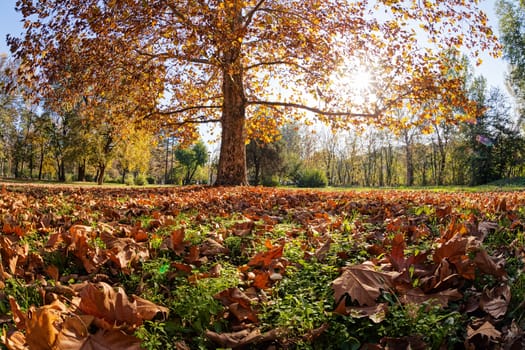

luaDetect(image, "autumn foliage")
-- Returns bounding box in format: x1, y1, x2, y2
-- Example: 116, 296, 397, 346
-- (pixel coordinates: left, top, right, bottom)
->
0, 183, 524, 348
9, 0, 500, 185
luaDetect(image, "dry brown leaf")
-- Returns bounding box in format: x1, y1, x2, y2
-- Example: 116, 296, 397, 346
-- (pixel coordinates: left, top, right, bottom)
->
214, 288, 258, 324
479, 284, 510, 319
332, 262, 400, 306
473, 249, 507, 280
25, 300, 68, 350
3, 330, 26, 350
77, 282, 168, 331
205, 328, 282, 348
8, 297, 26, 330
199, 238, 229, 256
467, 320, 501, 342
335, 302, 388, 323
247, 245, 283, 268
58, 329, 142, 350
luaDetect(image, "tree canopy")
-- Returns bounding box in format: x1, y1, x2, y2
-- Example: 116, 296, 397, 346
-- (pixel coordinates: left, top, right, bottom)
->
9, 0, 500, 185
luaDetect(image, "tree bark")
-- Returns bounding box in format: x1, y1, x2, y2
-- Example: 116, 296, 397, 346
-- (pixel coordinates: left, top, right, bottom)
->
215, 57, 248, 184
38, 144, 44, 180
97, 163, 106, 185
214, 1, 248, 186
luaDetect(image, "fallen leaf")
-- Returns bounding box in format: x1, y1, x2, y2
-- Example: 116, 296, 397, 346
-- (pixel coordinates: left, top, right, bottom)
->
77, 282, 168, 331
467, 320, 501, 343
333, 262, 400, 306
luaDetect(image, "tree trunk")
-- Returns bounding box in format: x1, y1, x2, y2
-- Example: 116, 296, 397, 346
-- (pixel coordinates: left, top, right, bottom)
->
38, 144, 44, 180
215, 55, 248, 186
405, 145, 413, 186
214, 1, 248, 186
97, 163, 106, 185
58, 159, 66, 182
78, 159, 86, 181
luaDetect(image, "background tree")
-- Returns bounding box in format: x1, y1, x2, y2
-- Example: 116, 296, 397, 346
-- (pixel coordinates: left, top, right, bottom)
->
10, 0, 499, 186
497, 0, 525, 114
175, 141, 209, 185
116, 127, 155, 183
246, 138, 284, 185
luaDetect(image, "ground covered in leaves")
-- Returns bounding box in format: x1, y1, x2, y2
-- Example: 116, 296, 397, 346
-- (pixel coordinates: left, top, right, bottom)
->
0, 184, 524, 349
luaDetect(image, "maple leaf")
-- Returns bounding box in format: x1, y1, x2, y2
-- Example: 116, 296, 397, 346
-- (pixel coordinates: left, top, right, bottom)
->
57, 328, 142, 350
8, 297, 26, 330
334, 302, 388, 323
332, 262, 400, 306
473, 248, 507, 280
394, 284, 462, 307
479, 285, 511, 319
214, 288, 258, 324
199, 238, 229, 256
433, 234, 476, 280
466, 320, 501, 346
247, 244, 283, 268
101, 233, 148, 274
75, 282, 168, 332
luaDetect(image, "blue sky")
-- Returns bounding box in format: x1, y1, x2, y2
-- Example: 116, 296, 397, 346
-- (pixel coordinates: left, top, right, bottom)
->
0, 1, 509, 93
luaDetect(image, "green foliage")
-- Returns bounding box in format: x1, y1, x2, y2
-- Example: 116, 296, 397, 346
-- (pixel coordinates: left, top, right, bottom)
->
296, 168, 328, 188
175, 141, 209, 185
260, 260, 339, 346
262, 175, 280, 187
169, 263, 239, 344
124, 174, 135, 186
135, 320, 177, 350
135, 173, 148, 186
377, 300, 464, 349
4, 278, 44, 311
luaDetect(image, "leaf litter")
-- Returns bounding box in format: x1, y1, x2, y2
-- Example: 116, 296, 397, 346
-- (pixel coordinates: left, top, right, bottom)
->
0, 184, 523, 348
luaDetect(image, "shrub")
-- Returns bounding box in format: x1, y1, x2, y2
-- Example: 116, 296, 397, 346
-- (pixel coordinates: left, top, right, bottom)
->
296, 169, 327, 188
135, 174, 148, 186
124, 174, 135, 186
262, 175, 280, 187
147, 176, 156, 185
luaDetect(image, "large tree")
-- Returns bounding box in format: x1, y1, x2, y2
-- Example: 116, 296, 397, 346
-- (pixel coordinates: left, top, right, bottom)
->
9, 0, 499, 185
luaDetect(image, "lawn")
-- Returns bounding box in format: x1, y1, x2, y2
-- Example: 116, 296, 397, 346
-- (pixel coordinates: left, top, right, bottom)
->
0, 183, 524, 349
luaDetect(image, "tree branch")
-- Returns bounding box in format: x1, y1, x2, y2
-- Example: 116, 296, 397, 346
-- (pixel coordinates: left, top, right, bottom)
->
155, 105, 222, 115
134, 49, 214, 66
245, 60, 313, 74
248, 100, 379, 118
243, 0, 266, 29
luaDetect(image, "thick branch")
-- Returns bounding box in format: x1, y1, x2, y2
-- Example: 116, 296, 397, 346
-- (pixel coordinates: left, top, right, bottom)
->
155, 105, 222, 115
139, 105, 222, 123
243, 0, 266, 29
163, 117, 221, 127
134, 49, 214, 66
245, 60, 313, 74
248, 100, 379, 118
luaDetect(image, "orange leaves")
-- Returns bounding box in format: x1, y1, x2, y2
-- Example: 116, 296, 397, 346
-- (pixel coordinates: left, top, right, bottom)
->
4, 282, 167, 349
76, 282, 168, 330
1, 184, 525, 348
